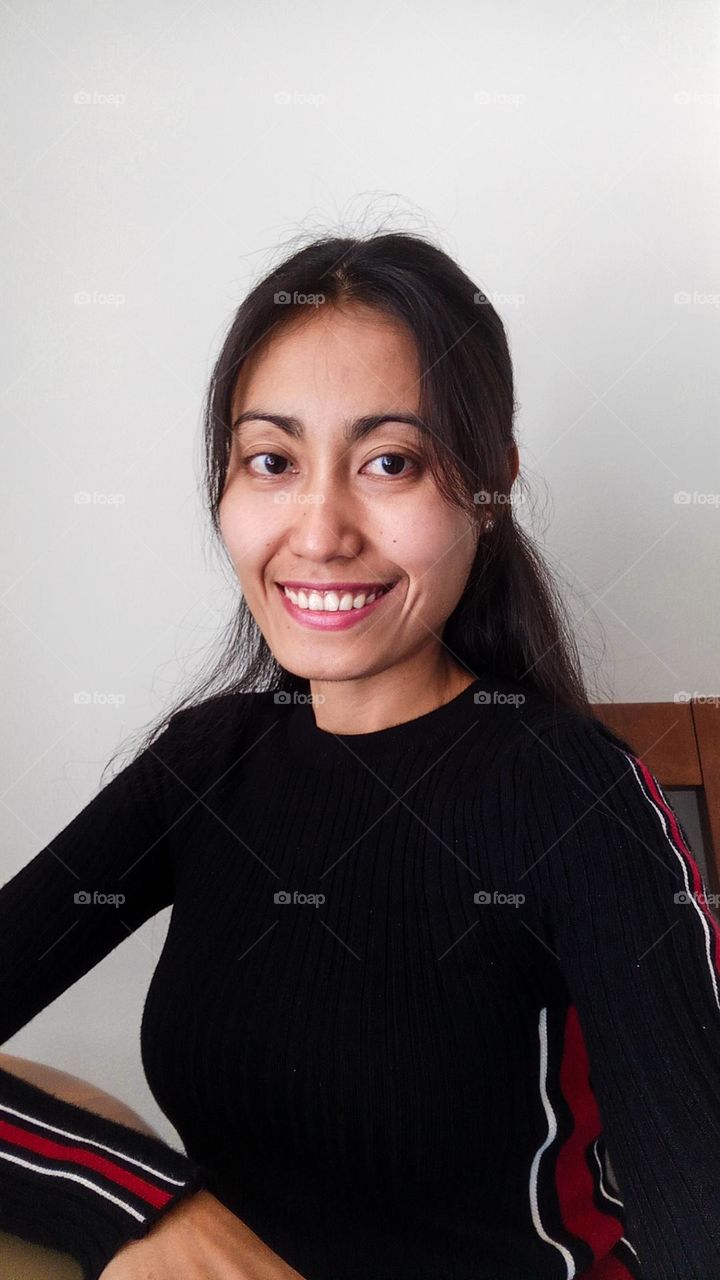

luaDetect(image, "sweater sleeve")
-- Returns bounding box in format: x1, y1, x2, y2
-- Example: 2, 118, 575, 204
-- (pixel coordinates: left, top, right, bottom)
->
0, 711, 209, 1279
516, 710, 720, 1279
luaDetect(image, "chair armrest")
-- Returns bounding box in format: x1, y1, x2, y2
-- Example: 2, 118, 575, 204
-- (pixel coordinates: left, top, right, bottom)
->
0, 1051, 160, 1136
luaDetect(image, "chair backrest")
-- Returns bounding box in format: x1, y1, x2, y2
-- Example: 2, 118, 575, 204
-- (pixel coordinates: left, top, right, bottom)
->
590, 699, 720, 895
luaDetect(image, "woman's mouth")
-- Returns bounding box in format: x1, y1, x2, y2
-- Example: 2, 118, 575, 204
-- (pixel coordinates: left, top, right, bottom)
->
275, 580, 399, 630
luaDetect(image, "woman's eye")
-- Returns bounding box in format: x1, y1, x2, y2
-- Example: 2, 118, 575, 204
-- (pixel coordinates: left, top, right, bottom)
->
240, 451, 420, 480
242, 453, 292, 477
363, 453, 418, 478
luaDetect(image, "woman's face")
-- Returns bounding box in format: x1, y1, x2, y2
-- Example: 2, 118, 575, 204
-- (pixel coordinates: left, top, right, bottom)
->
218, 303, 480, 685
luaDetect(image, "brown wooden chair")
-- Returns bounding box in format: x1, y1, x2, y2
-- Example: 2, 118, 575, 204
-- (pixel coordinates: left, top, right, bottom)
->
590, 697, 720, 894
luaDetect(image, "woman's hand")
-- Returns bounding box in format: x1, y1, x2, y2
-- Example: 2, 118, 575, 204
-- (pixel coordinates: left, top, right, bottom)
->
98, 1188, 307, 1279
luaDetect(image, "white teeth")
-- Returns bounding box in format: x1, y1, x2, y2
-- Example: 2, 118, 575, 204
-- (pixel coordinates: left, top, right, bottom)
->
283, 585, 389, 612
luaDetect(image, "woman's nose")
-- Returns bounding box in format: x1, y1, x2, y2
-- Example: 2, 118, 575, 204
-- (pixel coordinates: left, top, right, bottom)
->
286, 479, 364, 560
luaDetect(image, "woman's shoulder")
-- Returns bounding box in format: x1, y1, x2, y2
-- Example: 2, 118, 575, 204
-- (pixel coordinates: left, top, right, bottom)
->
154, 688, 279, 778
506, 697, 643, 824
168, 687, 264, 727
467, 670, 632, 761
516, 701, 637, 765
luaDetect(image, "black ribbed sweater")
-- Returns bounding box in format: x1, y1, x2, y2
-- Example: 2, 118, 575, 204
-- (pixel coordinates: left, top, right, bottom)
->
2, 668, 720, 1279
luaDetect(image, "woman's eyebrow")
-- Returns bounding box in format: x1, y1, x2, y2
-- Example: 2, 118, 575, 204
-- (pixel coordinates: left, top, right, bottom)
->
231, 410, 425, 443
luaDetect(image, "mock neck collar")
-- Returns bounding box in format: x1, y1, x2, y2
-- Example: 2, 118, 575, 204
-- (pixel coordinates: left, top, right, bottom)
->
283, 671, 499, 768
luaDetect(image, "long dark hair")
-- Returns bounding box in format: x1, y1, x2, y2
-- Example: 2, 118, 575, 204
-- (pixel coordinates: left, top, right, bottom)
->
106, 230, 595, 780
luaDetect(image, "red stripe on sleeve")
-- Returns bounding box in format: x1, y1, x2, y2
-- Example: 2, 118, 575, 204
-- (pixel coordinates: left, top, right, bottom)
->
634, 756, 720, 972
584, 1252, 637, 1279
554, 1006, 625, 1261
0, 1118, 174, 1209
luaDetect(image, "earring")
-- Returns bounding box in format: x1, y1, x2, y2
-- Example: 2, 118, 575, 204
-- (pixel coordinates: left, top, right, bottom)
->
485, 515, 495, 531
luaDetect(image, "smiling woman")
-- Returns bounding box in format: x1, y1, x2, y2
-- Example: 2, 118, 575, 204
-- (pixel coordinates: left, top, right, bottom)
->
3, 232, 720, 1280
216, 301, 507, 719
127, 229, 589, 748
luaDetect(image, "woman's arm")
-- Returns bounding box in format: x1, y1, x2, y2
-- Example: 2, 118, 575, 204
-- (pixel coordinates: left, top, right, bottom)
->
515, 711, 720, 1279
99, 1188, 308, 1280
0, 1055, 306, 1280
0, 710, 208, 1278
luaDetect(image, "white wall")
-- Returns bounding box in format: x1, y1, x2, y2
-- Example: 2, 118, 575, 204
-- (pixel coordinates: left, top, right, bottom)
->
1, 0, 718, 1146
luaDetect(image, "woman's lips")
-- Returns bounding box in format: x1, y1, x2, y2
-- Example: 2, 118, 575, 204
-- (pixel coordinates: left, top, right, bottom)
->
275, 581, 398, 630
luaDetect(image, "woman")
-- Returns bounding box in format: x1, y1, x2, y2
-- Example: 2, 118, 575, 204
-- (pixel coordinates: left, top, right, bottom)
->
1, 232, 719, 1280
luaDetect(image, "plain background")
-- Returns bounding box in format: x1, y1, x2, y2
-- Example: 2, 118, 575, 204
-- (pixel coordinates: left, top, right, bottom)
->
1, 0, 718, 1147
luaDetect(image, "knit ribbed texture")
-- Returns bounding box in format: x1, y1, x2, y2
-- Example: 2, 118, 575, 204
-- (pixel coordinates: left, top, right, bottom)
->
515, 713, 720, 1278
0, 715, 210, 1278
2, 673, 720, 1279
